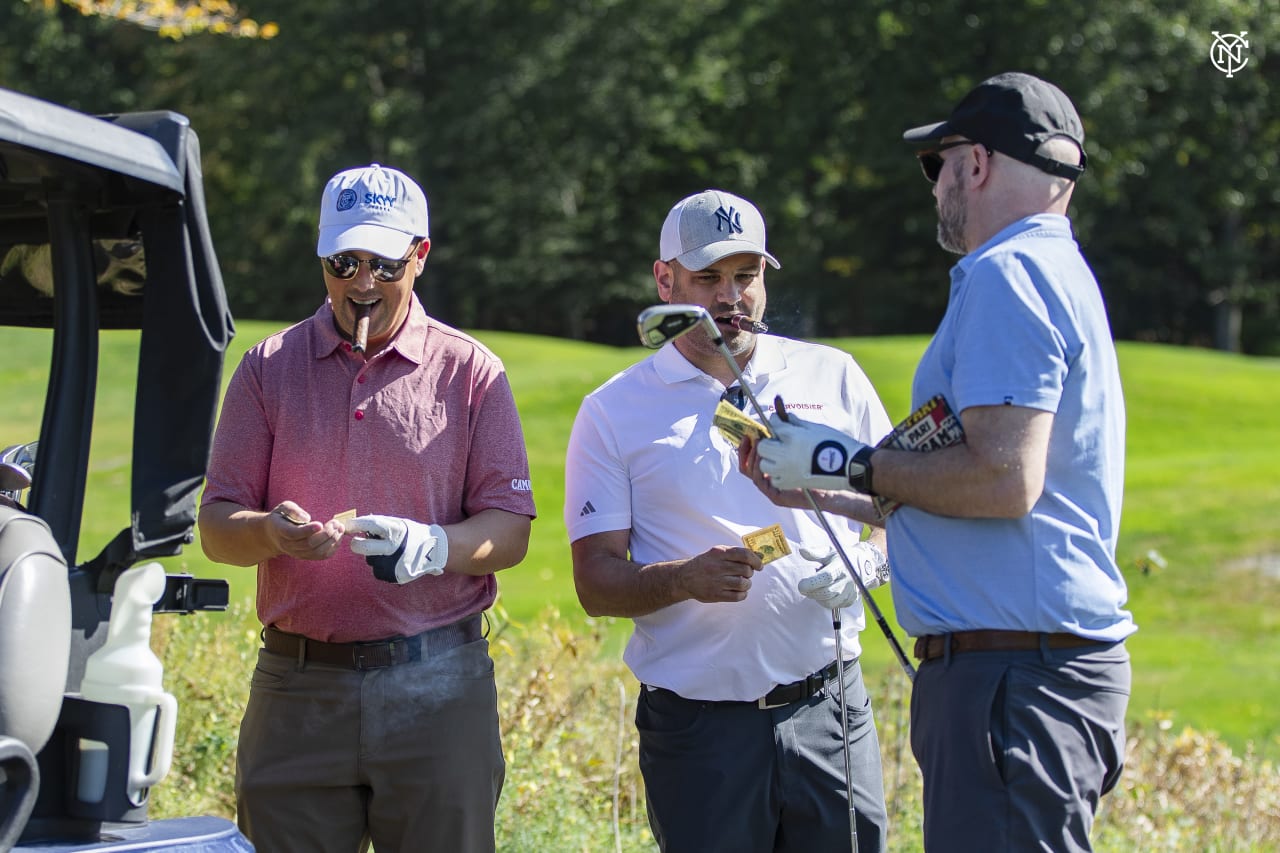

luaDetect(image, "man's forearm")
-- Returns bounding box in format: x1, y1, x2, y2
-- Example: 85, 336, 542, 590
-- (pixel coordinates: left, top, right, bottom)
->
573, 551, 689, 619
870, 442, 1037, 518
198, 501, 278, 567
439, 508, 531, 576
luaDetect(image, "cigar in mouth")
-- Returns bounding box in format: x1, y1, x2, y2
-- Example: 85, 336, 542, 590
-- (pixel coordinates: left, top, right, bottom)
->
726, 314, 768, 334
352, 303, 372, 353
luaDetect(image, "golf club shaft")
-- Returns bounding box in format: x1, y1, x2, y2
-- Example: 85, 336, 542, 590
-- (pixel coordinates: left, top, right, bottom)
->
804, 490, 916, 681
703, 326, 771, 423
832, 610, 859, 853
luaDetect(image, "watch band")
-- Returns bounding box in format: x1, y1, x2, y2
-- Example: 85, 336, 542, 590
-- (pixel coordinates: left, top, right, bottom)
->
847, 445, 877, 495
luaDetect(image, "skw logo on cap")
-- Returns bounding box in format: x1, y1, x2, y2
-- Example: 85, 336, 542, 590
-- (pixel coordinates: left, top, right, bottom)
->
317, 163, 429, 259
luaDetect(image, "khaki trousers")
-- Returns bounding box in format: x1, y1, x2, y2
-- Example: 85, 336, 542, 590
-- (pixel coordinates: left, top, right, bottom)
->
235, 636, 504, 853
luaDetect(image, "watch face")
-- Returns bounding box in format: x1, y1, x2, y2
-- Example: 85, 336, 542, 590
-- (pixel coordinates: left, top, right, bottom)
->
813, 441, 847, 475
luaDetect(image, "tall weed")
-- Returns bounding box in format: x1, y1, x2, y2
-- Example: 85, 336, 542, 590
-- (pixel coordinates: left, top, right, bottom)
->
150, 604, 1280, 852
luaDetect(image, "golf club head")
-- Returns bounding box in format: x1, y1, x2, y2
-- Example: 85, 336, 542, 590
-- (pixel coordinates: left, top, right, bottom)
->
636, 303, 714, 349
0, 441, 36, 473
0, 463, 31, 492
0, 441, 37, 502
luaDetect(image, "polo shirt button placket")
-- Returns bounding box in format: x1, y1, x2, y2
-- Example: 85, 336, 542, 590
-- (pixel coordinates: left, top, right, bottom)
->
353, 371, 370, 420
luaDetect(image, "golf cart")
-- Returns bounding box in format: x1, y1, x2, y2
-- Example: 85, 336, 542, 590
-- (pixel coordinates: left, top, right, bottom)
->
0, 87, 250, 849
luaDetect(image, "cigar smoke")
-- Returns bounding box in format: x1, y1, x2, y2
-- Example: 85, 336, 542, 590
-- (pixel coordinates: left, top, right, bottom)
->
727, 314, 768, 334
352, 303, 372, 353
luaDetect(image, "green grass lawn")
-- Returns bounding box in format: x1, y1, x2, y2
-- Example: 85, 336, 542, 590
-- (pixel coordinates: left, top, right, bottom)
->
3, 321, 1278, 758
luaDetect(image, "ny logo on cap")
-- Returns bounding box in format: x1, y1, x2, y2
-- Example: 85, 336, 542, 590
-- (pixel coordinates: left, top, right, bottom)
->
336, 189, 358, 212
714, 206, 744, 235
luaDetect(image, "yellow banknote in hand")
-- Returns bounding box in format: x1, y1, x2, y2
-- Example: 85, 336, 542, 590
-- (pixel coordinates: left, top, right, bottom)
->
742, 524, 791, 565
713, 399, 771, 448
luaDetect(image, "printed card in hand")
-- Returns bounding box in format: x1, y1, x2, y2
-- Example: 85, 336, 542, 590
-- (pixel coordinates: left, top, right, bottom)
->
872, 395, 965, 518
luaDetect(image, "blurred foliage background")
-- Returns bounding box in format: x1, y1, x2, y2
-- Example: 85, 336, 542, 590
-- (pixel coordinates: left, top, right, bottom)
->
0, 0, 1276, 353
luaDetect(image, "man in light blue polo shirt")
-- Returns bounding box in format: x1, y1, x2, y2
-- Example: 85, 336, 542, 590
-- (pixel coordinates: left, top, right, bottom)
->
744, 73, 1134, 852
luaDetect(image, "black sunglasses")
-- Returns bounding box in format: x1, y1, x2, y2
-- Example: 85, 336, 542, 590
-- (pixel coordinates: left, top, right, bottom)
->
916, 140, 992, 183
321, 249, 416, 282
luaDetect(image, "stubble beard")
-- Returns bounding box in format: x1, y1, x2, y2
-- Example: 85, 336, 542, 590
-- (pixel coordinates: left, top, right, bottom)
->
935, 164, 969, 255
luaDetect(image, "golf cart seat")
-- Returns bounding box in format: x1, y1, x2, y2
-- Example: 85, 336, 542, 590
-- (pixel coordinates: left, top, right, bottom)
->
0, 506, 71, 850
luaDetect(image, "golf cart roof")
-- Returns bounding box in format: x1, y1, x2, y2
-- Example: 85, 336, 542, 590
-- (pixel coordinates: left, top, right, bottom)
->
0, 87, 183, 196
0, 86, 233, 573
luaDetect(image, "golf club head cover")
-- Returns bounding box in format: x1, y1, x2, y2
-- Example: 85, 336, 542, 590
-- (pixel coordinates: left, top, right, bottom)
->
796, 542, 889, 610
759, 413, 874, 493
346, 515, 448, 584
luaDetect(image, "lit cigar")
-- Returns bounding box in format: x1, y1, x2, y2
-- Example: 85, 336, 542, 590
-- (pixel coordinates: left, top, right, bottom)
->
727, 314, 768, 334
352, 303, 372, 353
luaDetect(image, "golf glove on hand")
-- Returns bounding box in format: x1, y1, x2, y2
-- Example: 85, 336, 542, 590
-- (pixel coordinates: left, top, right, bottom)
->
796, 543, 890, 610
346, 515, 448, 584
797, 546, 859, 610
759, 413, 876, 494
849, 541, 890, 589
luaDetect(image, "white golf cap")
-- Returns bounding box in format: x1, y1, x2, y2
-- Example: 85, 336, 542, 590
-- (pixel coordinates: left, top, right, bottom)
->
316, 163, 429, 258
659, 189, 780, 271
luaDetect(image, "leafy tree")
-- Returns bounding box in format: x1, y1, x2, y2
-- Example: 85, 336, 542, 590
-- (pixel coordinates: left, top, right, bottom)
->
1, 0, 1276, 352
44, 0, 277, 39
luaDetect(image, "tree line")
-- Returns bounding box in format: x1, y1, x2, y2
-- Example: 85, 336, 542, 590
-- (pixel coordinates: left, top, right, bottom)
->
2, 0, 1276, 353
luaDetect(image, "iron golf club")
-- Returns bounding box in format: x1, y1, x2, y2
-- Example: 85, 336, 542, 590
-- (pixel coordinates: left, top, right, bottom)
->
636, 303, 916, 681
0, 442, 36, 506
800, 545, 861, 853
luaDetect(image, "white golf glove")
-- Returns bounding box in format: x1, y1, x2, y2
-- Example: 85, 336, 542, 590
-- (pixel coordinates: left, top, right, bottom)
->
796, 543, 890, 610
346, 515, 448, 584
758, 413, 876, 494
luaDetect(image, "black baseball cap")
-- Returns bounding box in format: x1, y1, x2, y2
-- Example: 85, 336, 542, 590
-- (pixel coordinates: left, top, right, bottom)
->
903, 72, 1087, 181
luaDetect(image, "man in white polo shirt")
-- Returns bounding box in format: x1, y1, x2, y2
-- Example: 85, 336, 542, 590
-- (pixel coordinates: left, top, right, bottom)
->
564, 189, 892, 852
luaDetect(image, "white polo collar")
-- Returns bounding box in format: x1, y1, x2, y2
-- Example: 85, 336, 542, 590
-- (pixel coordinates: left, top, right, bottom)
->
651, 334, 786, 389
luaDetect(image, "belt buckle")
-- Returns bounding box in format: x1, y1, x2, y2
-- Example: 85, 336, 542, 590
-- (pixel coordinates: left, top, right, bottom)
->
756, 696, 787, 710
353, 641, 398, 671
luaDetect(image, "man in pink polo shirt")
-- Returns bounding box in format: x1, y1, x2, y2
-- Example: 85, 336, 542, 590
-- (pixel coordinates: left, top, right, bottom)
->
199, 163, 536, 853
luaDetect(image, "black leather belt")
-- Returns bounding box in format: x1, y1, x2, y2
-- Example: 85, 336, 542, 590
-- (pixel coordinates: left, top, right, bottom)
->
263, 615, 482, 670
913, 630, 1107, 662
648, 659, 852, 710
755, 658, 848, 709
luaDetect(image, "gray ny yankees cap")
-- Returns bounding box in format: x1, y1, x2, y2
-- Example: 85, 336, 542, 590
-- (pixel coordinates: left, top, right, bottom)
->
659, 189, 781, 271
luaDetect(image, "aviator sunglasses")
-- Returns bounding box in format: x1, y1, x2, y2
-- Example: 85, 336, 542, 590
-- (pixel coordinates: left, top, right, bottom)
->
916, 140, 992, 183
321, 246, 417, 282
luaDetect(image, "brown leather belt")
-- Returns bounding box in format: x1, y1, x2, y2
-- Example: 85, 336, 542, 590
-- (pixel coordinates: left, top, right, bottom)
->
263, 615, 482, 670
913, 630, 1107, 662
